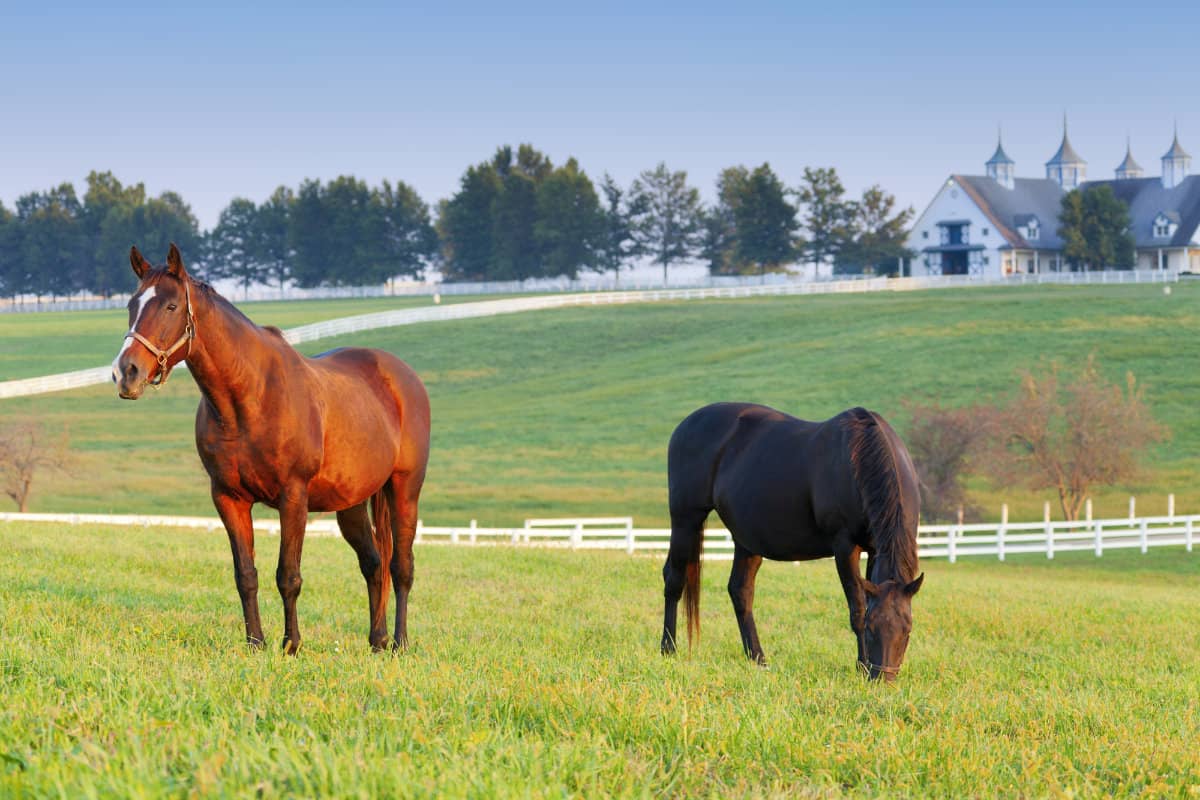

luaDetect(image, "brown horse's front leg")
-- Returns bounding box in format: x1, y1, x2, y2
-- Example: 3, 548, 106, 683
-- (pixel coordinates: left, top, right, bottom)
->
276, 487, 308, 655
213, 491, 264, 648
833, 540, 868, 669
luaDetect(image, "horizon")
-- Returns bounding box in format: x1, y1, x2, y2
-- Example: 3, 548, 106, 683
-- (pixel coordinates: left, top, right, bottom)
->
2, 2, 1199, 231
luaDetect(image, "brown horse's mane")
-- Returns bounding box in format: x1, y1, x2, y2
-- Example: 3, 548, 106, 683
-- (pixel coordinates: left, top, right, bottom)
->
844, 407, 918, 581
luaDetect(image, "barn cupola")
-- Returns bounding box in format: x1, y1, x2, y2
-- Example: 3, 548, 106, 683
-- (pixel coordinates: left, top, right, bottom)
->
1115, 138, 1144, 180
986, 132, 1015, 189
1161, 125, 1191, 189
1045, 116, 1087, 189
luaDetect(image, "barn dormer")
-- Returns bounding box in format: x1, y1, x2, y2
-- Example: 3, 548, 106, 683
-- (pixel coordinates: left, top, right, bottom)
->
1014, 214, 1041, 243
1152, 211, 1180, 240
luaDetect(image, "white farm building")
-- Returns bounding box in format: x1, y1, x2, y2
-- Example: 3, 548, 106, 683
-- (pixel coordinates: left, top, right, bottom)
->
906, 124, 1200, 278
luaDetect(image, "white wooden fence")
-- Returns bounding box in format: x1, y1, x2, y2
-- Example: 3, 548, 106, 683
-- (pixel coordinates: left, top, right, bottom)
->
0, 511, 1193, 561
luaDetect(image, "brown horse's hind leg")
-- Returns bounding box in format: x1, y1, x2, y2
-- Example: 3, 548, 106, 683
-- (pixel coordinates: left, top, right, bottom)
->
389, 472, 423, 651
728, 545, 766, 664
276, 486, 308, 655
337, 502, 390, 651
213, 491, 264, 648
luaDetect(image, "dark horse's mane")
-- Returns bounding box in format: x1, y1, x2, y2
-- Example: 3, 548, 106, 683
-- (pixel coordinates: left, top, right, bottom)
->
844, 407, 918, 580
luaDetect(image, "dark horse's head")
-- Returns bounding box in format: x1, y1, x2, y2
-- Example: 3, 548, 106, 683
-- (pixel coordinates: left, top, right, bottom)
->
861, 572, 924, 682
112, 244, 195, 400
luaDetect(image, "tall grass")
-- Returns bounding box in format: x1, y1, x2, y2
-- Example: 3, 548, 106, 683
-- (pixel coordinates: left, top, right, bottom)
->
0, 522, 1197, 797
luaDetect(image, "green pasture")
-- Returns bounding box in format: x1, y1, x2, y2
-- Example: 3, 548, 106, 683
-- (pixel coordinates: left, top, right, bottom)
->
0, 294, 483, 381
1, 282, 1196, 525
0, 522, 1196, 797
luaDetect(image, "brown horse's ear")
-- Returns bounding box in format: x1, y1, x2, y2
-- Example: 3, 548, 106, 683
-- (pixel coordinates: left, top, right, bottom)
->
862, 580, 880, 598
130, 246, 151, 279
904, 573, 925, 597
166, 242, 187, 278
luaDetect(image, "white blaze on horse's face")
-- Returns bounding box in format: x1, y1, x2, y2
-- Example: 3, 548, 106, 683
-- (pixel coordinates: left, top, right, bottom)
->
111, 286, 157, 383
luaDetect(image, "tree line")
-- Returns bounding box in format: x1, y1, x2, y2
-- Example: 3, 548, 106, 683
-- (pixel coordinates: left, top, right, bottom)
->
0, 147, 915, 300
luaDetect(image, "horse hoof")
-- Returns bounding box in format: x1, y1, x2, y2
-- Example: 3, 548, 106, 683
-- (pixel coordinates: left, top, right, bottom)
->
281, 637, 301, 656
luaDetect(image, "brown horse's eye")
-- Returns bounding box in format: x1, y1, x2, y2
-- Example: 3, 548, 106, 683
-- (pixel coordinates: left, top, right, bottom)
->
167, 303, 178, 312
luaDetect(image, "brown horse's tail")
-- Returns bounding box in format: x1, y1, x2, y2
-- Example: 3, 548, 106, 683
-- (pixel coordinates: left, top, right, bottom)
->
370, 487, 394, 586
683, 520, 705, 649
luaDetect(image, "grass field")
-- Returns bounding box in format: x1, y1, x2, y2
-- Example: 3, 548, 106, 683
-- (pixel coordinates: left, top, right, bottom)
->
1, 282, 1196, 524
0, 293, 485, 381
0, 522, 1197, 797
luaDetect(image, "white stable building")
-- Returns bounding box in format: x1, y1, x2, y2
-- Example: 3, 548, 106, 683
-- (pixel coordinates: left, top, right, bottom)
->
907, 124, 1200, 277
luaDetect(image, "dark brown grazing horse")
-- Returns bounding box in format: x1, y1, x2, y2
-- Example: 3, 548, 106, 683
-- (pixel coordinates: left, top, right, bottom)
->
112, 244, 430, 654
661, 403, 924, 681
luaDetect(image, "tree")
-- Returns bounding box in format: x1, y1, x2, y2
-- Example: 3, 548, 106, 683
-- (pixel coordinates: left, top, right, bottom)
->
207, 198, 263, 294
15, 184, 86, 301
838, 186, 915, 276
731, 164, 799, 278
534, 158, 603, 279
1057, 185, 1135, 271
373, 180, 439, 282
0, 202, 17, 299
979, 357, 1167, 521
795, 166, 855, 270
253, 186, 294, 289
628, 163, 703, 284
438, 162, 502, 282
904, 403, 984, 523
0, 421, 70, 513
595, 174, 643, 283
82, 171, 146, 295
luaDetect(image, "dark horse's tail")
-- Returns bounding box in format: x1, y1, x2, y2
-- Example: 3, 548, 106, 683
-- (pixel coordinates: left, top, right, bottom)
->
683, 523, 704, 648
845, 407, 919, 579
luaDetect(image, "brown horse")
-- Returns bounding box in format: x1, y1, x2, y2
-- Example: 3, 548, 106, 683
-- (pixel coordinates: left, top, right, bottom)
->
112, 244, 430, 654
661, 403, 923, 681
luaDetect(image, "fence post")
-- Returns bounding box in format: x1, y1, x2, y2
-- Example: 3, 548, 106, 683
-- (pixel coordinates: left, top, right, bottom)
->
1140, 518, 1148, 554
1085, 497, 1092, 523
998, 503, 1007, 562
573, 522, 583, 550
451, 525, 459, 544
1129, 496, 1136, 521
1093, 519, 1103, 557
1187, 517, 1194, 553
1168, 494, 1175, 522
625, 519, 635, 555
947, 521, 957, 564
1044, 501, 1054, 560
470, 519, 477, 544
415, 519, 423, 545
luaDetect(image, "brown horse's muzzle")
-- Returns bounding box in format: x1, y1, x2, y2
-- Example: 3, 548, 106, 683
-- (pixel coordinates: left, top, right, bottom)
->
113, 351, 155, 400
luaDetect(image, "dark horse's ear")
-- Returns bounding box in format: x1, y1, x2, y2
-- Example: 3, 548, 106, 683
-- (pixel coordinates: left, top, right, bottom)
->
904, 573, 925, 597
166, 243, 187, 278
130, 246, 151, 279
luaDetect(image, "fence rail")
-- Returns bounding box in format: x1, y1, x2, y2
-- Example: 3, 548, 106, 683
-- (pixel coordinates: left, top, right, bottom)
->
0, 512, 1193, 561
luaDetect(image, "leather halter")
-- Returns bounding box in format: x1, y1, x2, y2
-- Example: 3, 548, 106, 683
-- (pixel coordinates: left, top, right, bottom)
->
124, 278, 195, 388
859, 660, 901, 678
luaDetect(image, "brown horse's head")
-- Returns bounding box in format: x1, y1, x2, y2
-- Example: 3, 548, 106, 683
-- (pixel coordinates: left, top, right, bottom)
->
861, 573, 924, 682
112, 243, 195, 400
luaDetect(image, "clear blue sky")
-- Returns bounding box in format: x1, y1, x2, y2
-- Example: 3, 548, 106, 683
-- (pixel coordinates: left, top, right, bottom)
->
2, 1, 1199, 230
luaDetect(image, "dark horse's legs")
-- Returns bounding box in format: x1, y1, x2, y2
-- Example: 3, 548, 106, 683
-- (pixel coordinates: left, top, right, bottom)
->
337, 501, 391, 651
661, 507, 707, 655
213, 491, 265, 647
390, 472, 423, 651
833, 539, 869, 668
728, 545, 766, 664
276, 485, 308, 655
